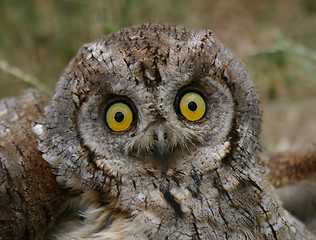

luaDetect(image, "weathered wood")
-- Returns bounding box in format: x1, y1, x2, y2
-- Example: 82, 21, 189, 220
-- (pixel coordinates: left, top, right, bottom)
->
0, 90, 65, 240
269, 144, 316, 188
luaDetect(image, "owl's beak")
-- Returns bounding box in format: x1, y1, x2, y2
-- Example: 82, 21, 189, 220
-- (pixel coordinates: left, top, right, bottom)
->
152, 125, 173, 162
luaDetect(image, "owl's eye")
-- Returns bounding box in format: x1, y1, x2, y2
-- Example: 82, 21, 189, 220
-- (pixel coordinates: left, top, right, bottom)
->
179, 92, 206, 121
106, 102, 134, 132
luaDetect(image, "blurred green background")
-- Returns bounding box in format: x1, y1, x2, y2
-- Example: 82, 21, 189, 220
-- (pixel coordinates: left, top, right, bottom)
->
0, 0, 316, 100
0, 0, 316, 151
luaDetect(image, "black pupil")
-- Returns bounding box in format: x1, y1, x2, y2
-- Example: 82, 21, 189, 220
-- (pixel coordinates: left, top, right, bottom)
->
114, 112, 124, 122
188, 101, 197, 111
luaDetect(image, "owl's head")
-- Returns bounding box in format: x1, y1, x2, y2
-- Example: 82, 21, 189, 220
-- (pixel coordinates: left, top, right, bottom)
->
38, 23, 262, 216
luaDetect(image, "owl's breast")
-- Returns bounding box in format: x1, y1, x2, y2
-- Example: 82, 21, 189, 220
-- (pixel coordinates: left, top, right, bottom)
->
111, 158, 263, 239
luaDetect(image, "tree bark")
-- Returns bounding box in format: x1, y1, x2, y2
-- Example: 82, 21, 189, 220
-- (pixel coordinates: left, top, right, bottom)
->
0, 90, 66, 240
269, 144, 316, 188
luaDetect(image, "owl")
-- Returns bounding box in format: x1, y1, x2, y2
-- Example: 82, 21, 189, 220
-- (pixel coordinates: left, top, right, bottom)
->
0, 23, 315, 239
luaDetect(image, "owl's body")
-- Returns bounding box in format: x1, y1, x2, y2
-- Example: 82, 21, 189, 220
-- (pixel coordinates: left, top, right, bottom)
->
0, 23, 315, 239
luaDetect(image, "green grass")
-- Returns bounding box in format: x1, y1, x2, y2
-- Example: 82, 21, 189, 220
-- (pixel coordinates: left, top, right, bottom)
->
0, 0, 315, 101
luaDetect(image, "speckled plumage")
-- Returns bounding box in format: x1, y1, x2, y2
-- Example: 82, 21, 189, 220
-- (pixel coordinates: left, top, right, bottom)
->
1, 23, 315, 239
35, 23, 315, 239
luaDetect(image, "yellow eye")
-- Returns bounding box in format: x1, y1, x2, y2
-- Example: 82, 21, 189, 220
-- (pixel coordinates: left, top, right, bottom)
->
106, 102, 133, 132
179, 92, 206, 121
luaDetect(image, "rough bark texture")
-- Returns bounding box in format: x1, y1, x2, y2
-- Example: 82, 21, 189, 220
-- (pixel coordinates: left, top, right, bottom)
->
269, 144, 316, 188
269, 145, 316, 232
0, 90, 65, 240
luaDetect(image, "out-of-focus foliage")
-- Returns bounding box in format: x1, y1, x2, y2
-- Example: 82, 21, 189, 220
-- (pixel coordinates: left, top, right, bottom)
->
248, 33, 316, 101
0, 0, 315, 101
